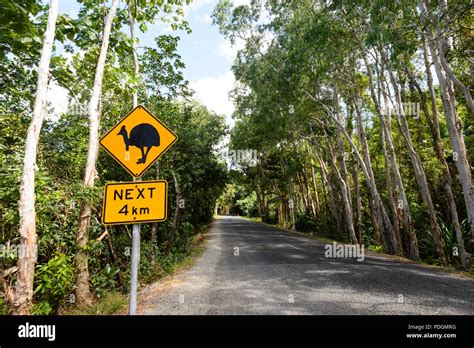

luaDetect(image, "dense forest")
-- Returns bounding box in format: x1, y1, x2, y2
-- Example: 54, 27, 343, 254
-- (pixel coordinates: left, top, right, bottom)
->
1, 0, 227, 315
214, 0, 473, 270
0, 0, 473, 316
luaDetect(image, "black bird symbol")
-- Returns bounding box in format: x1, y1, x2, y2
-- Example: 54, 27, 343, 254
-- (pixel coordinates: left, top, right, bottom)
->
117, 123, 160, 164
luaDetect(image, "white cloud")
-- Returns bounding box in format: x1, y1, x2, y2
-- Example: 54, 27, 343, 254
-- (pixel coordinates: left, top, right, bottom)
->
190, 71, 235, 126
188, 0, 214, 11
216, 37, 245, 62
184, 0, 251, 21
183, 0, 214, 19
197, 13, 213, 24
233, 0, 251, 6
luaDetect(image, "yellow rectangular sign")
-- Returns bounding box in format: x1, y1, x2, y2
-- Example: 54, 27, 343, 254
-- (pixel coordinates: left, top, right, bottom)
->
101, 180, 167, 225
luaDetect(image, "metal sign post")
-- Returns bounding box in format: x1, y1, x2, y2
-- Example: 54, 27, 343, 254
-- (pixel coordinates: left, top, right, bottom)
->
129, 177, 140, 315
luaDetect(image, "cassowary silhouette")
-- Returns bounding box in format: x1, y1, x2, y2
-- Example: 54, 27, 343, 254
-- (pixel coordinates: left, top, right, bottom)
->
117, 123, 160, 164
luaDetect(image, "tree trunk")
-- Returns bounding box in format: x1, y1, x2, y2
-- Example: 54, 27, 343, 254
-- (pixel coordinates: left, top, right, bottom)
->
297, 172, 310, 215
434, 0, 474, 115
14, 0, 58, 315
366, 54, 414, 257
372, 55, 403, 253
75, 0, 119, 307
353, 108, 382, 247
314, 143, 345, 237
352, 100, 391, 252
381, 124, 403, 253
307, 90, 400, 255
381, 50, 446, 262
419, 0, 474, 244
305, 140, 320, 217
302, 166, 317, 217
324, 132, 358, 244
167, 171, 181, 252
408, 45, 470, 269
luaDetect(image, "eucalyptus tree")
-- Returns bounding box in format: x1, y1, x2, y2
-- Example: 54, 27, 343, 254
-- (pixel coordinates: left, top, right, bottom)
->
213, 0, 472, 268
15, 0, 58, 315
75, 0, 120, 307
419, 0, 474, 244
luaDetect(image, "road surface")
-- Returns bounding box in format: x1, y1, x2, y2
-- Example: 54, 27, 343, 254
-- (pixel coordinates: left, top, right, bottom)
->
141, 216, 474, 315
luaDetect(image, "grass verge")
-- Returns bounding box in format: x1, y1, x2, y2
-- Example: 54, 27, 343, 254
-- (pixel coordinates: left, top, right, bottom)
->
64, 224, 211, 315
64, 292, 127, 315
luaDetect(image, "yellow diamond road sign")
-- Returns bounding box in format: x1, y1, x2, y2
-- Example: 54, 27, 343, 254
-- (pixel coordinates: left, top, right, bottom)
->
100, 105, 177, 177
102, 180, 168, 225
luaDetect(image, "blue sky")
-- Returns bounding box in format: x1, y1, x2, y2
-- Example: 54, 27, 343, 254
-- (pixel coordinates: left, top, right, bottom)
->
50, 0, 249, 125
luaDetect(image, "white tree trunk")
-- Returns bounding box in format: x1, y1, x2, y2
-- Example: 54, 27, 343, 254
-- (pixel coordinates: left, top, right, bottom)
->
385, 61, 445, 262
419, 0, 474, 242
14, 0, 58, 315
435, 0, 474, 115
313, 144, 345, 235
14, 0, 58, 314
410, 45, 470, 269
366, 54, 413, 256
306, 91, 400, 256
75, 0, 120, 307
325, 133, 358, 244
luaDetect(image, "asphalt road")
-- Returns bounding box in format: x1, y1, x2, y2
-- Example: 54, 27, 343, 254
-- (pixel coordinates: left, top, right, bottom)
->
141, 215, 474, 315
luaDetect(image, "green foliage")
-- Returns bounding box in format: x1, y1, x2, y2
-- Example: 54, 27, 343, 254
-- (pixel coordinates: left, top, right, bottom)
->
236, 192, 258, 217
91, 264, 119, 299
368, 245, 384, 253
34, 253, 75, 311
0, 0, 230, 315
217, 183, 256, 216
67, 291, 127, 315
0, 0, 41, 56
262, 213, 277, 225
295, 213, 319, 233
212, 0, 472, 269
91, 292, 127, 315
0, 298, 8, 315
32, 301, 53, 316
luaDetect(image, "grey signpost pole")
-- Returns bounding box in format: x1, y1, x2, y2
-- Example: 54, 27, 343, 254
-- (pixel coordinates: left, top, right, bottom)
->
129, 80, 140, 314
129, 176, 141, 315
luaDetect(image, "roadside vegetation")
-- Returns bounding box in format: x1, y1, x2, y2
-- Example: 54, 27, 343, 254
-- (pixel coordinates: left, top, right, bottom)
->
0, 0, 227, 315
214, 0, 473, 272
